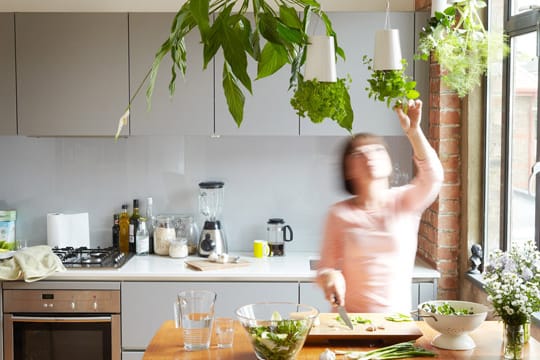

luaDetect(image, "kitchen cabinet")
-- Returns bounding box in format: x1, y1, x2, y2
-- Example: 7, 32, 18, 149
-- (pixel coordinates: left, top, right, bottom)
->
214, 16, 300, 136
121, 281, 298, 353
15, 13, 129, 136
129, 13, 214, 135
0, 13, 16, 135
300, 12, 415, 136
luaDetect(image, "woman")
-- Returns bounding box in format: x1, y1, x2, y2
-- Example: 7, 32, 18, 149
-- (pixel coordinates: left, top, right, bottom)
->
316, 99, 443, 313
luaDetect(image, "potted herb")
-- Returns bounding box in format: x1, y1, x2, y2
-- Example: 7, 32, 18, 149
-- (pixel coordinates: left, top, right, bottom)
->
117, 0, 351, 136
290, 75, 353, 132
362, 56, 420, 111
416, 0, 508, 97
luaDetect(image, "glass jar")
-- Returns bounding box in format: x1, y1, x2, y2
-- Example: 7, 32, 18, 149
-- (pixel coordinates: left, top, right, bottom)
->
169, 237, 188, 258
153, 216, 176, 256
175, 215, 199, 256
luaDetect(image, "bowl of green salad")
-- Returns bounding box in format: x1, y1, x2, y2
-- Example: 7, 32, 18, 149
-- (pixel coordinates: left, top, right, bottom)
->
418, 300, 488, 350
235, 302, 319, 360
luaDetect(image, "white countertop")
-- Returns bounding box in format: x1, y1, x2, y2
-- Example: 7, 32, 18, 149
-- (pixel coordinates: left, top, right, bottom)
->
43, 252, 440, 282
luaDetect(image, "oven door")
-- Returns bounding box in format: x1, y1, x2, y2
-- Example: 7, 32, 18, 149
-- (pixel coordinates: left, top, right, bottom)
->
3, 314, 121, 360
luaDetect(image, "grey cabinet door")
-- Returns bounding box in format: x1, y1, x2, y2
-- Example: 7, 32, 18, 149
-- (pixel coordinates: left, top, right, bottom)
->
300, 12, 415, 136
214, 15, 299, 136
16, 13, 129, 136
121, 281, 298, 350
129, 13, 213, 135
0, 13, 16, 135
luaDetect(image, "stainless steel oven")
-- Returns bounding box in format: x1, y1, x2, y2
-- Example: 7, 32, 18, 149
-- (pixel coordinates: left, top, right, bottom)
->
3, 282, 121, 360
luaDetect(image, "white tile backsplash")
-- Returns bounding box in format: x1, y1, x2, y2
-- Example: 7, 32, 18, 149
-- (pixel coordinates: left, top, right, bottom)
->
0, 134, 412, 251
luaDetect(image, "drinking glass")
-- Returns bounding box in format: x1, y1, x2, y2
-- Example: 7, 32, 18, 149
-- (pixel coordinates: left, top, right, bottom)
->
174, 290, 217, 351
214, 317, 234, 348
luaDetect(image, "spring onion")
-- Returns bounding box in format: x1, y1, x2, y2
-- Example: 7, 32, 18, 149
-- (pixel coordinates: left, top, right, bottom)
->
384, 313, 414, 322
337, 341, 436, 359
336, 315, 372, 324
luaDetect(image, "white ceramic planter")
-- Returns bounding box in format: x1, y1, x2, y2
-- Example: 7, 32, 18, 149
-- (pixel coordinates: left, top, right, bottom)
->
304, 35, 337, 82
373, 29, 402, 70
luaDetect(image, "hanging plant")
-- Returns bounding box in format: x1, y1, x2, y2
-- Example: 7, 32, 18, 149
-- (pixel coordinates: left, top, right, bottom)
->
116, 0, 350, 137
416, 0, 509, 97
290, 75, 353, 132
362, 56, 420, 111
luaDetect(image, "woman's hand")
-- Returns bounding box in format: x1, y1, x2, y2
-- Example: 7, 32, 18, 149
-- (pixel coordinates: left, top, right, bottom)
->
319, 269, 346, 307
395, 99, 422, 134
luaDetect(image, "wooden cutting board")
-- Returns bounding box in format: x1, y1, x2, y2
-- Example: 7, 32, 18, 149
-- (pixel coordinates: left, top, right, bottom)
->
307, 313, 423, 345
184, 259, 251, 271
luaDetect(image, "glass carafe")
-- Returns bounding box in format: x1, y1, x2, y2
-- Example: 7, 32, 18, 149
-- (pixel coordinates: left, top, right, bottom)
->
199, 181, 224, 221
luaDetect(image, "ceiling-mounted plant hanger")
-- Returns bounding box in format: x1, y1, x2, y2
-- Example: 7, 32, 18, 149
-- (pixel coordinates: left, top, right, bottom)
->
362, 0, 419, 111
290, 11, 353, 132
373, 0, 402, 71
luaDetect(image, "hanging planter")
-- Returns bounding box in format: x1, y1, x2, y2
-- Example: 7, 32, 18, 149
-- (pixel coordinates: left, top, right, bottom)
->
363, 0, 420, 111
116, 0, 352, 137
416, 0, 509, 97
290, 35, 353, 132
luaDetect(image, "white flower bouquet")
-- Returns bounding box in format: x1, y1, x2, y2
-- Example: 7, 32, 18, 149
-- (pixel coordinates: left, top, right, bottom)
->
483, 239, 540, 325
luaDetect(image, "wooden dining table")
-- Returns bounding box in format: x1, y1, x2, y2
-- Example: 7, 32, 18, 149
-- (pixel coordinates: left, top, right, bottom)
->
143, 320, 540, 359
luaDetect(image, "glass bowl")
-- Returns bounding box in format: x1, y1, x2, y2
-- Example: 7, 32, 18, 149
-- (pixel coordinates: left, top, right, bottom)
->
236, 302, 319, 360
418, 300, 489, 350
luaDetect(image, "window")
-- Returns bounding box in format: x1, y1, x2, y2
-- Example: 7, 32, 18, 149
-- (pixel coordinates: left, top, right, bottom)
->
485, 0, 539, 254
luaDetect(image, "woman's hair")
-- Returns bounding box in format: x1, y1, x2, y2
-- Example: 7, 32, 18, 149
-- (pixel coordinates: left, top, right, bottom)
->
341, 133, 391, 194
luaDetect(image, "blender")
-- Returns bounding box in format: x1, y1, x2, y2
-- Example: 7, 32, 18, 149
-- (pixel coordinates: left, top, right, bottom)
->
197, 181, 227, 256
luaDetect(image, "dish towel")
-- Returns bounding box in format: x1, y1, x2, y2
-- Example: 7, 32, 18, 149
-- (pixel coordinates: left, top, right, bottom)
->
0, 245, 66, 282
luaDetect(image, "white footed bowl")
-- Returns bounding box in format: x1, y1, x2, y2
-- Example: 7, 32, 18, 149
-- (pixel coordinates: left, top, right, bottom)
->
418, 300, 488, 350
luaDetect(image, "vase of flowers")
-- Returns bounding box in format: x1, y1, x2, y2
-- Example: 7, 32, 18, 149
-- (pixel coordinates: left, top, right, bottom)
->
483, 239, 540, 359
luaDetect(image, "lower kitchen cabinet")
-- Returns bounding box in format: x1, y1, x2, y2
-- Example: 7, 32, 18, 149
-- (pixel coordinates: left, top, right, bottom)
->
121, 281, 298, 353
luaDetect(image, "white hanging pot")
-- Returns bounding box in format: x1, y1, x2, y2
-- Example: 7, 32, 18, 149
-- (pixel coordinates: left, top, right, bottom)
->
304, 35, 337, 82
373, 29, 402, 71
431, 0, 450, 17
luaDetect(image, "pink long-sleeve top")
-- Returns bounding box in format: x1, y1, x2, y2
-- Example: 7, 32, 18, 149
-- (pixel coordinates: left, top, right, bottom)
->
317, 149, 443, 313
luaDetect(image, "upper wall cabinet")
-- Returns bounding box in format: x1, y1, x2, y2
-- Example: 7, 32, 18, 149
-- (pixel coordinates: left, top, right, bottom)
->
300, 12, 414, 136
16, 13, 129, 136
129, 13, 213, 135
214, 16, 299, 136
0, 13, 16, 135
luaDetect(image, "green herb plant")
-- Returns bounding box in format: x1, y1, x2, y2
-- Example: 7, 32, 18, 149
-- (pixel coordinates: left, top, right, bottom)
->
362, 56, 420, 112
290, 75, 353, 132
416, 0, 509, 97
117, 0, 350, 137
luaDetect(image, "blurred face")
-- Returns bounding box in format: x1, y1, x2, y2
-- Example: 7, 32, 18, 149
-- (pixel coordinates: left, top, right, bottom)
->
346, 143, 392, 183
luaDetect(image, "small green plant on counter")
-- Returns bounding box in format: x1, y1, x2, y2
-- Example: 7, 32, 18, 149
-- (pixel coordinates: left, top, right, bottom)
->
362, 56, 419, 112
290, 75, 353, 133
416, 0, 509, 97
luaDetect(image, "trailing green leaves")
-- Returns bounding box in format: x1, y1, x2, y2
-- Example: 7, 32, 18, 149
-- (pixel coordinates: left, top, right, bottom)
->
137, 0, 348, 130
290, 76, 353, 133
415, 0, 508, 97
363, 56, 420, 111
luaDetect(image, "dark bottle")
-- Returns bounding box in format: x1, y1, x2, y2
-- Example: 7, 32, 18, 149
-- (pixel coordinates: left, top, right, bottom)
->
112, 214, 120, 248
129, 199, 141, 253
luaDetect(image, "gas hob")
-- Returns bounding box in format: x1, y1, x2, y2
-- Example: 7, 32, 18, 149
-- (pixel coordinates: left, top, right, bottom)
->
52, 247, 133, 269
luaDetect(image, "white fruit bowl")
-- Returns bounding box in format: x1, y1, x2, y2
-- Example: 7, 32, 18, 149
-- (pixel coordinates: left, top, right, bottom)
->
418, 300, 488, 350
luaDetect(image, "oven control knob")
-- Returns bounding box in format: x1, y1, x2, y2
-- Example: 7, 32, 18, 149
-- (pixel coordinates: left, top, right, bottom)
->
71, 302, 76, 310
93, 301, 98, 310
43, 303, 48, 308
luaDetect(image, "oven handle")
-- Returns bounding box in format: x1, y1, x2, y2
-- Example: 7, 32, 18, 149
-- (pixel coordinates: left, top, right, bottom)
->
11, 315, 112, 323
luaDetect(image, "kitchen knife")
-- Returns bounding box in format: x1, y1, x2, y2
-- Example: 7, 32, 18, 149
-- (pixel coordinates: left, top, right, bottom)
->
337, 305, 354, 330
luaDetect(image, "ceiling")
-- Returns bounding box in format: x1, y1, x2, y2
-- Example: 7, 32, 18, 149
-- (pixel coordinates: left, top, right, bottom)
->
0, 0, 416, 12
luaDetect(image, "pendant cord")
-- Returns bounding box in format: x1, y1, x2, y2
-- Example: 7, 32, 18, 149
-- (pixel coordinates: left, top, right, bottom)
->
385, 0, 391, 29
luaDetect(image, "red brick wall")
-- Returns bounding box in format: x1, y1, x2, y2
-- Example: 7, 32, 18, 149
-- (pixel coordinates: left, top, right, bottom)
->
415, 0, 461, 300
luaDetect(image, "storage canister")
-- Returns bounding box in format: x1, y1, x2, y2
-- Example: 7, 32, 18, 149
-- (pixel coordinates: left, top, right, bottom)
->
0, 210, 16, 250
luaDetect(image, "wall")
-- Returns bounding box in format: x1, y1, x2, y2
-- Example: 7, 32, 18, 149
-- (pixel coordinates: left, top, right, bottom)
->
0, 135, 412, 251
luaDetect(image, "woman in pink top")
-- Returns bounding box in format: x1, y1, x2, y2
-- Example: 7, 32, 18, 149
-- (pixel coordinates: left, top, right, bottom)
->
317, 100, 443, 313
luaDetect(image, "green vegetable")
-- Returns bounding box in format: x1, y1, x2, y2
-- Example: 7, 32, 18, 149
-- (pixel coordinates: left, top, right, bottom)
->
290, 76, 353, 133
421, 302, 474, 315
336, 314, 372, 325
247, 319, 311, 360
338, 341, 436, 359
384, 313, 413, 322
362, 56, 419, 112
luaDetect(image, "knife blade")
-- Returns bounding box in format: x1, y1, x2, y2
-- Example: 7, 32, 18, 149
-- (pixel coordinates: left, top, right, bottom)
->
337, 305, 354, 330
